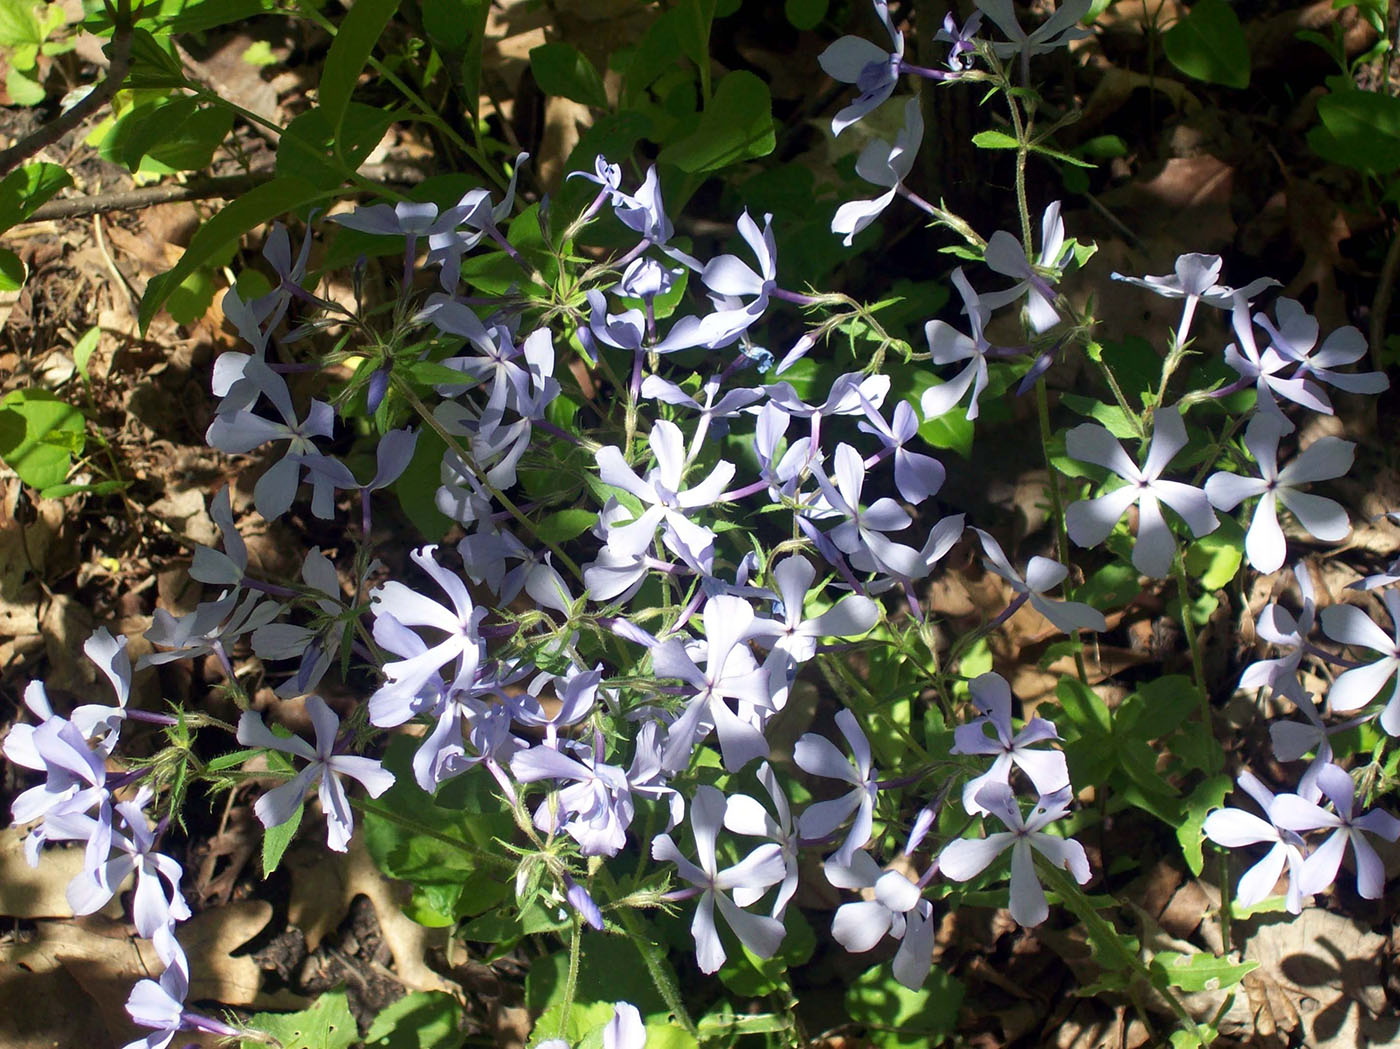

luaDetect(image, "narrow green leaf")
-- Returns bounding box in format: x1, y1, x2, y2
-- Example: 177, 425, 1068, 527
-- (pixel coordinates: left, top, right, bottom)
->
972, 128, 1019, 150
261, 799, 302, 876
1163, 0, 1250, 88
1150, 951, 1259, 994
317, 0, 401, 142
72, 326, 100, 378
139, 175, 323, 331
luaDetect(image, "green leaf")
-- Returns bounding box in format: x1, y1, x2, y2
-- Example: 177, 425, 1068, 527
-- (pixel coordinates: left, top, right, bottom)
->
0, 388, 84, 490
535, 508, 596, 545
0, 161, 70, 231
1060, 393, 1140, 439
1311, 87, 1400, 174
364, 991, 462, 1049
317, 0, 400, 144
123, 28, 189, 88
0, 247, 24, 291
0, 0, 42, 52
784, 0, 827, 30
261, 799, 302, 875
1185, 513, 1243, 589
1055, 677, 1112, 739
529, 41, 608, 109
844, 963, 964, 1048
139, 175, 322, 331
1163, 0, 1250, 88
972, 129, 1019, 150
525, 932, 672, 1022
673, 0, 717, 99
1150, 951, 1258, 993
165, 266, 215, 325
656, 69, 774, 173
71, 325, 99, 378
246, 990, 358, 1049
241, 39, 276, 66
1177, 774, 1231, 875
277, 103, 399, 189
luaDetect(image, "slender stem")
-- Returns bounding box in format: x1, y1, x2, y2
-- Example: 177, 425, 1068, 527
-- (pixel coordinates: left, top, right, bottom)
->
1037, 858, 1206, 1043
599, 868, 700, 1038
1173, 550, 1220, 775
556, 916, 583, 1039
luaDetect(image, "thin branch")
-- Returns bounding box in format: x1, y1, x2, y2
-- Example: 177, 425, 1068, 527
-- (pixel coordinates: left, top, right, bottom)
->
25, 173, 271, 222
0, 0, 134, 177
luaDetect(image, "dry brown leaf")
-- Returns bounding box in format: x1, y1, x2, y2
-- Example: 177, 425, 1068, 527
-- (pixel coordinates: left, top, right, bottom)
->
0, 830, 123, 919
286, 837, 457, 995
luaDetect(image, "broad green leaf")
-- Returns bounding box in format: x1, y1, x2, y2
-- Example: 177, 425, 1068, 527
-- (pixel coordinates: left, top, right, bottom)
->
245, 990, 358, 1049
0, 160, 69, 231
1163, 0, 1250, 88
845, 963, 964, 1049
1311, 87, 1400, 173
657, 69, 774, 173
0, 0, 42, 51
535, 508, 597, 545
0, 247, 23, 291
1150, 951, 1258, 993
1056, 677, 1112, 738
165, 266, 215, 325
317, 0, 400, 143
529, 41, 608, 109
785, 0, 827, 30
241, 39, 276, 65
1185, 513, 1244, 589
139, 175, 322, 331
0, 388, 84, 490
1060, 393, 1140, 439
364, 992, 462, 1049
1176, 774, 1231, 875
525, 932, 672, 1022
5, 66, 44, 104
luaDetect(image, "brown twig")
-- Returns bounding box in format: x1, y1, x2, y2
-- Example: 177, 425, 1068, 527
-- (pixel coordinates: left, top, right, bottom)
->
24, 172, 271, 222
0, 0, 135, 178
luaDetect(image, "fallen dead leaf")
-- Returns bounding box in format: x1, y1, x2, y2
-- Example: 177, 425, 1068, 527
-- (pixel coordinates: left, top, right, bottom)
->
0, 829, 122, 920
286, 837, 458, 995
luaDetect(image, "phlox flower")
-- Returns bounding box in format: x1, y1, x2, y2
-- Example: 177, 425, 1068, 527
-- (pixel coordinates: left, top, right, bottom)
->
190, 486, 247, 587
972, 528, 1106, 633
511, 737, 634, 857
424, 152, 529, 289
975, 0, 1092, 64
1111, 252, 1278, 346
204, 357, 335, 521
938, 783, 1090, 927
369, 544, 488, 704
139, 588, 279, 672
826, 851, 934, 989
237, 695, 395, 852
935, 9, 983, 70
857, 395, 946, 505
1064, 404, 1219, 578
748, 556, 880, 664
251, 546, 346, 698
951, 672, 1070, 816
1271, 763, 1400, 900
1318, 590, 1400, 735
654, 595, 774, 773
979, 201, 1071, 333
724, 762, 799, 918
1254, 297, 1389, 397
920, 268, 994, 421
1223, 299, 1331, 430
818, 0, 904, 136
1203, 770, 1309, 913
794, 708, 878, 867
697, 210, 778, 348
594, 420, 735, 564
651, 785, 787, 973
814, 443, 923, 579
122, 961, 238, 1049
832, 97, 923, 246
1239, 562, 1314, 694
1203, 414, 1354, 575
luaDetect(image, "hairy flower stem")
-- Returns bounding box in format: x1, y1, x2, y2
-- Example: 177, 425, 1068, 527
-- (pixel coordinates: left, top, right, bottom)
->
1036, 858, 1208, 1044
598, 868, 700, 1038
555, 916, 583, 1040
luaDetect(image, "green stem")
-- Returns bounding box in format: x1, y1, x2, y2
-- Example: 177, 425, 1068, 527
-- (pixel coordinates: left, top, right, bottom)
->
556, 916, 583, 1039
600, 870, 700, 1039
1037, 858, 1206, 1043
